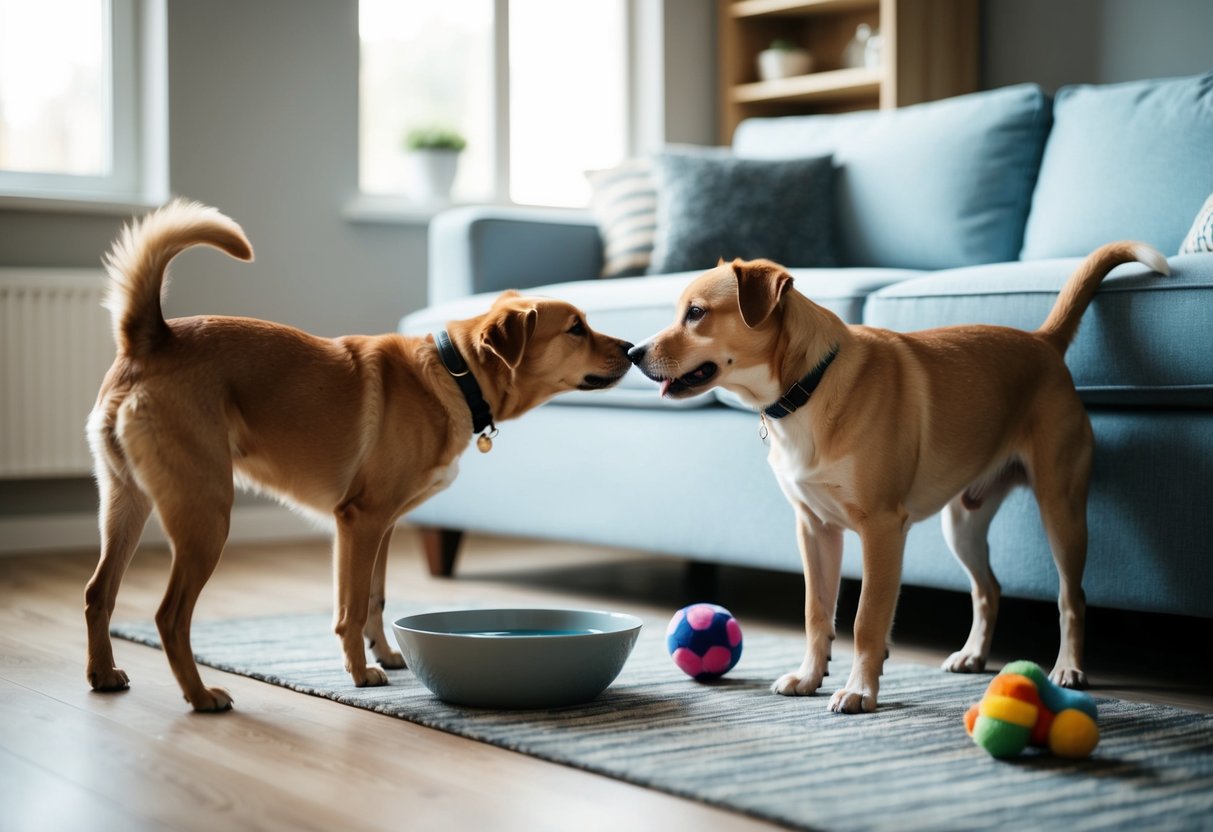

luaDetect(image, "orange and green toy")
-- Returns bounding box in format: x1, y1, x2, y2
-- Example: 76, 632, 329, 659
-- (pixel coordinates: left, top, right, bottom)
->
964, 660, 1099, 759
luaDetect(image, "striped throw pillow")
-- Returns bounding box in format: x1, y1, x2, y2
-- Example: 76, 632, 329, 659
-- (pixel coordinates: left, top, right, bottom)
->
586, 158, 657, 279
1180, 192, 1213, 254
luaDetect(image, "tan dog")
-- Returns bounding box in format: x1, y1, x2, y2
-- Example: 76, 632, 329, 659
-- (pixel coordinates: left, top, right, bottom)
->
84, 200, 632, 711
629, 243, 1168, 713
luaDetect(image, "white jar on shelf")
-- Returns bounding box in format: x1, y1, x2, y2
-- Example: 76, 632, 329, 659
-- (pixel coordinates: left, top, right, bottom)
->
864, 28, 883, 69
757, 39, 814, 82
842, 23, 877, 69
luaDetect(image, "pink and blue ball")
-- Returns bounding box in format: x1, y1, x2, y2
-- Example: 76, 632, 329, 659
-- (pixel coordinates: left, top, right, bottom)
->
667, 603, 743, 680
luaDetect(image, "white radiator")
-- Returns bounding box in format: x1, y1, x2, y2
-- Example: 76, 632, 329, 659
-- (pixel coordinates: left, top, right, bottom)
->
0, 269, 115, 478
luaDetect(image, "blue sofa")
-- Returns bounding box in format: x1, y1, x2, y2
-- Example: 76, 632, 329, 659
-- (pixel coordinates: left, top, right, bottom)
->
401, 73, 1213, 619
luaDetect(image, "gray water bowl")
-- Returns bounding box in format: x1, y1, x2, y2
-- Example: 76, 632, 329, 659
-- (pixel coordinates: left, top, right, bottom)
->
392, 608, 643, 709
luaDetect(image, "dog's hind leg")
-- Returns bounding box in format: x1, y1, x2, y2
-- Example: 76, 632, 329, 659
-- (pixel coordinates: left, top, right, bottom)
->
85, 461, 152, 692
1027, 418, 1092, 690
940, 467, 1018, 674
363, 524, 405, 669
154, 479, 235, 711
125, 409, 237, 711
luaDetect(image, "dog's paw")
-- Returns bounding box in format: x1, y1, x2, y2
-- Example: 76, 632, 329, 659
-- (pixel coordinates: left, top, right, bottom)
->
1050, 666, 1088, 689
829, 687, 877, 714
376, 650, 406, 670
353, 665, 390, 687
190, 686, 234, 712
88, 666, 130, 692
942, 650, 986, 674
771, 667, 826, 696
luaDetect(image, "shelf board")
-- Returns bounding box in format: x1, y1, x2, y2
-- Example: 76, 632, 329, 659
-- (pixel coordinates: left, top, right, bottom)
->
732, 66, 881, 105
729, 0, 878, 19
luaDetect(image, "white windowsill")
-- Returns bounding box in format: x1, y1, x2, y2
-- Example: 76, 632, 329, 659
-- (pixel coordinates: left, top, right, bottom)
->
0, 190, 166, 216
342, 193, 472, 225
343, 194, 592, 226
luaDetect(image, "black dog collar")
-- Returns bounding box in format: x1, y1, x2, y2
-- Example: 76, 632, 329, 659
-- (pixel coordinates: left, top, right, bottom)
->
763, 346, 839, 420
433, 329, 495, 436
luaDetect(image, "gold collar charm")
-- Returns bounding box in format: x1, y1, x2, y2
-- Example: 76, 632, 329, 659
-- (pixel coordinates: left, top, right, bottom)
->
476, 426, 499, 453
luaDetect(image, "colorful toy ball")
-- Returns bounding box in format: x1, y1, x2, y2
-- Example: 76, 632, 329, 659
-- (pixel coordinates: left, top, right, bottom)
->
667, 603, 743, 680
964, 660, 1100, 759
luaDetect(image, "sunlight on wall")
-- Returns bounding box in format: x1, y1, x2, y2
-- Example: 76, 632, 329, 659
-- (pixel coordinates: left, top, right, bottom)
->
0, 0, 108, 175
509, 0, 627, 206
358, 0, 627, 208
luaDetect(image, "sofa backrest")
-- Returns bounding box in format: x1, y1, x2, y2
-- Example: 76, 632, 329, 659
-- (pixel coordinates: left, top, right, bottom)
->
1020, 71, 1213, 259
732, 85, 1051, 271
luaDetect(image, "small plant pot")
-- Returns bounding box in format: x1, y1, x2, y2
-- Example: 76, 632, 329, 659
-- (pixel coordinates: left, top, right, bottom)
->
406, 149, 461, 203
757, 48, 813, 82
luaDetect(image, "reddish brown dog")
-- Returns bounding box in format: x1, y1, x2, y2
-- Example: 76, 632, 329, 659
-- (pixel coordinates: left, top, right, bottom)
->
630, 243, 1168, 712
85, 200, 631, 711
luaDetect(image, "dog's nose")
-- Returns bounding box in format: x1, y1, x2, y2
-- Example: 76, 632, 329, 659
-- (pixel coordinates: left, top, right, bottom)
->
618, 340, 634, 355
627, 343, 647, 365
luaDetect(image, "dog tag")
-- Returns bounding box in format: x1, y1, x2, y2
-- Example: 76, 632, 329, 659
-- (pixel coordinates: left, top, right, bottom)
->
477, 433, 493, 453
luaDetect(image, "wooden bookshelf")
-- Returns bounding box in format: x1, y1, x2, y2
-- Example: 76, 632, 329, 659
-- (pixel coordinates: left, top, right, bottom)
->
732, 66, 882, 105
718, 0, 979, 142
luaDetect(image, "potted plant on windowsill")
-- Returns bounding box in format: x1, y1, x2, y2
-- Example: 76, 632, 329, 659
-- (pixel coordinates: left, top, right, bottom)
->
403, 126, 466, 204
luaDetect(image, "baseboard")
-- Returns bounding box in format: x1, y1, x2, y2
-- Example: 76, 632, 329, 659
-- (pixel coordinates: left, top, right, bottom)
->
0, 505, 327, 555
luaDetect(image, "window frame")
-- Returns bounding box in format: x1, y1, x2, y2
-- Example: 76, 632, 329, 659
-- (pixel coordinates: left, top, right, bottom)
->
0, 0, 167, 212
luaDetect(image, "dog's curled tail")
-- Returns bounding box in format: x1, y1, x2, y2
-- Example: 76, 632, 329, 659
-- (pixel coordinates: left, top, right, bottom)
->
103, 198, 253, 357
1036, 241, 1169, 353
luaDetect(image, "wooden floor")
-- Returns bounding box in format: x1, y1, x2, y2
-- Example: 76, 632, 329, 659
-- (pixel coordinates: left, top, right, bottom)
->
2, 528, 1210, 832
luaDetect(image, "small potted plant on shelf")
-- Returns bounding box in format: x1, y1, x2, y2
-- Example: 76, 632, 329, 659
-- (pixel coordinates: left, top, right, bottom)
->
403, 125, 466, 203
757, 38, 813, 82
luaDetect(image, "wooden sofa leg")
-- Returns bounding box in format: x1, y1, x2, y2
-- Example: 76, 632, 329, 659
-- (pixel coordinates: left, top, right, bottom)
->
420, 527, 464, 577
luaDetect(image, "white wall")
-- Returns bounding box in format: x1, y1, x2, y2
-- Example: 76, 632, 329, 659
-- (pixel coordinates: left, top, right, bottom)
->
162, 0, 427, 337
982, 0, 1213, 91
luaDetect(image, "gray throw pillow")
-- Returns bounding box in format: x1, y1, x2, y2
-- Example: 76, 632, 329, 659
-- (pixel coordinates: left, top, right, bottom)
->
648, 149, 836, 274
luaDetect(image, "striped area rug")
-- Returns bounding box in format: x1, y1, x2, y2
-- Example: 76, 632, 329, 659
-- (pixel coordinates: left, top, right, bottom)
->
113, 608, 1213, 831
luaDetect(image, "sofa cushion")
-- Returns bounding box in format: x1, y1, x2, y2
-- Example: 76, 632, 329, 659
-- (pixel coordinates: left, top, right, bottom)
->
401, 267, 920, 408
648, 149, 836, 274
732, 84, 1051, 271
862, 254, 1213, 406
1021, 72, 1213, 259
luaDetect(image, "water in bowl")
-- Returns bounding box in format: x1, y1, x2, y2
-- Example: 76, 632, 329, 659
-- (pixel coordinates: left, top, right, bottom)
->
448, 628, 605, 637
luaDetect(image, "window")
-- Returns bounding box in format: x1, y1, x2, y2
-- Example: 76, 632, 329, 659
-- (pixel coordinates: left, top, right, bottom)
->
359, 0, 628, 208
0, 0, 162, 206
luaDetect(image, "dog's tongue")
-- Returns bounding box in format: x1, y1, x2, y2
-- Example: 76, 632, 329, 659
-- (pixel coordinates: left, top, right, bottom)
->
660, 378, 673, 398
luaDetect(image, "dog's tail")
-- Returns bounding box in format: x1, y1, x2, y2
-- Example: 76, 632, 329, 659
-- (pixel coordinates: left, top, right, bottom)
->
1036, 241, 1169, 353
103, 199, 253, 357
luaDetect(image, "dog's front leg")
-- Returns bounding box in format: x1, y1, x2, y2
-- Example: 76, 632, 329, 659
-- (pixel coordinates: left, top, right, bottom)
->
363, 524, 406, 669
333, 510, 394, 687
830, 513, 907, 714
773, 511, 842, 696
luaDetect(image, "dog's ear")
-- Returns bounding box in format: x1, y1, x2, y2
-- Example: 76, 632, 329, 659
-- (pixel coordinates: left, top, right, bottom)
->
481, 306, 538, 370
493, 289, 523, 304
733, 259, 792, 328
